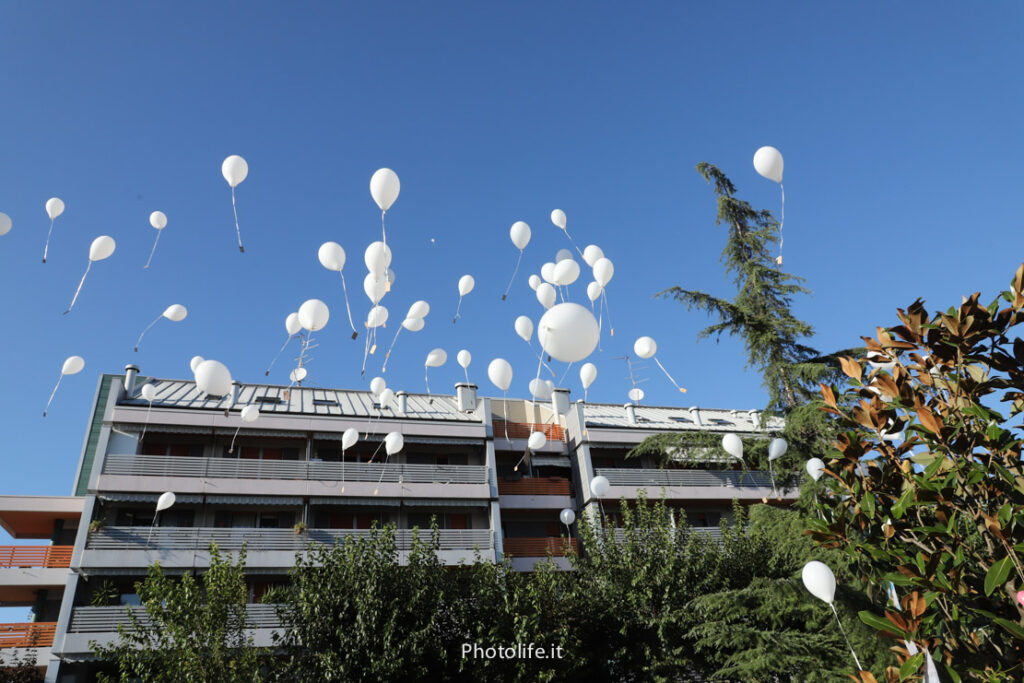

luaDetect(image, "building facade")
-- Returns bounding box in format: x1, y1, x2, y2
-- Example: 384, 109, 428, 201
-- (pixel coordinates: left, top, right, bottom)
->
0, 366, 793, 682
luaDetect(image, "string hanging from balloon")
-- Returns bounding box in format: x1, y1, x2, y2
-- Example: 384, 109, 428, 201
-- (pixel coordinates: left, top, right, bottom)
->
44, 374, 66, 418
139, 386, 157, 442
502, 251, 525, 301
830, 602, 862, 671
42, 197, 64, 264
143, 211, 167, 269
502, 221, 531, 301
777, 183, 785, 265
550, 209, 585, 260
266, 334, 296, 376
65, 237, 116, 314
44, 356, 84, 417
135, 305, 187, 352
338, 272, 358, 338
453, 275, 474, 323
65, 262, 93, 314
753, 146, 785, 265
221, 156, 248, 253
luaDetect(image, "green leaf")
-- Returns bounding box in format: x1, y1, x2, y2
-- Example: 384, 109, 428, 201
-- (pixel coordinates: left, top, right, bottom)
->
984, 556, 1013, 596
899, 653, 924, 679
861, 492, 876, 519
993, 616, 1024, 640
858, 609, 905, 637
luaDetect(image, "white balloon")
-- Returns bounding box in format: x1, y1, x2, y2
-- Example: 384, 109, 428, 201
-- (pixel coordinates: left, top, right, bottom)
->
89, 236, 116, 261
162, 304, 187, 322
221, 155, 249, 188
156, 492, 176, 513
149, 211, 167, 230
290, 367, 307, 383
458, 275, 475, 296
298, 299, 330, 332
370, 168, 401, 212
540, 262, 557, 284
342, 428, 359, 450
241, 405, 260, 423
378, 388, 395, 408
536, 283, 556, 309
529, 378, 554, 401
194, 360, 232, 396
593, 257, 614, 287
45, 197, 65, 220
285, 313, 301, 336
366, 305, 389, 328
628, 387, 644, 402
318, 242, 346, 271
509, 221, 531, 250
61, 356, 85, 375
806, 458, 826, 481
425, 348, 447, 368
555, 248, 573, 263
363, 241, 392, 276
582, 244, 604, 267
457, 349, 471, 369
514, 316, 534, 343
487, 358, 513, 392
140, 384, 157, 402
866, 351, 896, 372
753, 146, 784, 184
527, 431, 546, 451
528, 275, 541, 291
384, 431, 404, 455
768, 437, 788, 461
401, 317, 425, 332
633, 336, 657, 359
559, 508, 576, 526
586, 281, 603, 303
189, 356, 204, 373
551, 209, 567, 230
580, 363, 597, 389
801, 560, 836, 604
363, 272, 389, 304
538, 303, 600, 363
722, 433, 743, 460
406, 300, 430, 320
590, 475, 610, 498
553, 259, 580, 285
0, 212, 10, 236
370, 377, 387, 396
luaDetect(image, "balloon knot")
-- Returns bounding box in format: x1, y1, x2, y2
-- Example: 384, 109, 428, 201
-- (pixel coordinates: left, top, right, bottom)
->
351, 332, 359, 340
239, 246, 245, 253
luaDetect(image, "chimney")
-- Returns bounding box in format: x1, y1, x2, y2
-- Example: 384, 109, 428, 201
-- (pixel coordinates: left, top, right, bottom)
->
624, 402, 637, 425
748, 409, 760, 429
551, 388, 570, 416
456, 383, 477, 412
689, 406, 703, 427
396, 391, 408, 414
124, 365, 139, 395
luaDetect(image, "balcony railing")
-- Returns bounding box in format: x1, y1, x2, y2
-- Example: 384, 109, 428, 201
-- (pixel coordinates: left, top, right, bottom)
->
103, 454, 488, 484
611, 526, 723, 543
503, 537, 577, 557
87, 527, 493, 552
497, 478, 571, 496
0, 622, 56, 648
0, 546, 73, 569
69, 604, 280, 633
595, 468, 782, 488
492, 421, 566, 442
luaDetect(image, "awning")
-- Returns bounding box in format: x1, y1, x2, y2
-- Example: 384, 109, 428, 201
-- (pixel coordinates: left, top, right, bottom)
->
532, 456, 571, 468
401, 499, 489, 508
403, 436, 483, 446
310, 497, 400, 507
204, 495, 303, 506
213, 429, 306, 440
97, 493, 204, 504
113, 423, 212, 435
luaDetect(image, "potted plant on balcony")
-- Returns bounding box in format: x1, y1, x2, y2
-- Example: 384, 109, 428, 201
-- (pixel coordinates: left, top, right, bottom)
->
89, 579, 119, 608
293, 521, 308, 535
89, 519, 105, 534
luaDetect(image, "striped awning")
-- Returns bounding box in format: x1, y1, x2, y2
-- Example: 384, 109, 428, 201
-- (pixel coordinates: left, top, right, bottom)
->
113, 423, 212, 435
97, 492, 204, 504
532, 456, 571, 468
401, 499, 489, 508
204, 495, 303, 506
310, 497, 400, 507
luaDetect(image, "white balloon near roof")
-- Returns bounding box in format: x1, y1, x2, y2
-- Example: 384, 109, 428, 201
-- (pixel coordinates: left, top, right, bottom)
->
538, 303, 600, 363
633, 336, 686, 393
134, 304, 188, 352
457, 349, 472, 382
528, 431, 546, 451
65, 237, 116, 314
342, 428, 359, 451
753, 146, 786, 265
424, 348, 447, 396
156, 492, 176, 513
503, 221, 532, 300
378, 388, 395, 408
721, 433, 743, 460
42, 197, 65, 263
487, 358, 513, 392
806, 458, 826, 481
46, 355, 85, 415
384, 431, 404, 455
140, 384, 157, 402
189, 356, 205, 373
221, 155, 248, 252
143, 211, 167, 269
194, 360, 232, 397
370, 377, 387, 397
580, 362, 597, 401
241, 405, 260, 423
529, 378, 554, 401
298, 299, 330, 332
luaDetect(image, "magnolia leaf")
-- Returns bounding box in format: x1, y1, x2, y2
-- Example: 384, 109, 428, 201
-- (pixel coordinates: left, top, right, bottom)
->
984, 556, 1013, 596
839, 356, 863, 382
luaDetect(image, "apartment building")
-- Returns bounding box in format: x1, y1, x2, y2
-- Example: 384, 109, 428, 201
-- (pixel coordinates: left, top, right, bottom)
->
0, 366, 792, 682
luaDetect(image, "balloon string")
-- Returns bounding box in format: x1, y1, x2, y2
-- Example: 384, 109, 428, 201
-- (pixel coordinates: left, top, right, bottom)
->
463, 365, 469, 383
776, 183, 785, 266
502, 391, 509, 444
231, 187, 244, 253
265, 334, 293, 376
339, 272, 358, 338
382, 327, 403, 373
830, 603, 863, 671
501, 250, 524, 301
769, 459, 778, 499
134, 314, 162, 352
141, 400, 153, 441
558, 362, 574, 386
425, 367, 431, 397
144, 230, 162, 269
380, 210, 387, 256
65, 261, 92, 314
453, 295, 463, 323
43, 218, 55, 263
654, 357, 686, 393
361, 329, 371, 377
564, 229, 585, 260
43, 373, 63, 417
602, 290, 614, 336
228, 426, 242, 453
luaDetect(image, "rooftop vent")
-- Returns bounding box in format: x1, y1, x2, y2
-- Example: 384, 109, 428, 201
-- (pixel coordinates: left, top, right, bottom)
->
255, 396, 284, 405
624, 403, 637, 425
313, 399, 339, 407
124, 364, 139, 395
456, 383, 477, 412
396, 391, 408, 414
551, 388, 570, 416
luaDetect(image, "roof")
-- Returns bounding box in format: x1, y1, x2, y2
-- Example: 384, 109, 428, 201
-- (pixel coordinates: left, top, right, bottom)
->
582, 403, 784, 432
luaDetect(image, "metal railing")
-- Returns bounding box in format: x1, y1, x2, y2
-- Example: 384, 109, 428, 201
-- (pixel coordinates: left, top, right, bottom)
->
502, 537, 577, 557
497, 478, 571, 496
595, 468, 781, 488
0, 546, 73, 569
87, 527, 493, 552
611, 526, 723, 543
69, 604, 280, 634
103, 454, 488, 484
0, 622, 57, 648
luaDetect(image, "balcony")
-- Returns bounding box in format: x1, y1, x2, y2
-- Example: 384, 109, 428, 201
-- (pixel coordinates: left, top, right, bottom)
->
0, 622, 56, 648
0, 546, 74, 606
492, 421, 566, 442
502, 537, 577, 557
98, 454, 490, 500
497, 478, 570, 496
611, 526, 723, 544
593, 468, 797, 501
0, 545, 72, 569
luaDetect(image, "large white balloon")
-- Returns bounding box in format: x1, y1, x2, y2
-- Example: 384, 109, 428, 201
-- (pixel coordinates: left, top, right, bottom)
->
527, 431, 547, 451
801, 561, 836, 604
487, 358, 513, 392
551, 209, 567, 230
285, 313, 301, 336
538, 303, 600, 363
298, 299, 330, 332
62, 356, 85, 375
514, 316, 534, 343
370, 376, 387, 396
580, 363, 597, 389
194, 360, 232, 396
555, 248, 573, 263
384, 431, 404, 455
401, 317, 425, 332
536, 283, 556, 309
89, 236, 116, 261
378, 387, 395, 408
458, 275, 475, 296
342, 428, 359, 450
721, 433, 743, 460
553, 259, 581, 286
370, 168, 401, 212
529, 378, 554, 401
363, 272, 389, 304
318, 242, 346, 271
634, 336, 657, 359
241, 405, 260, 423
189, 356, 204, 373
45, 197, 65, 219
149, 211, 167, 230
593, 257, 614, 287
582, 244, 604, 267
425, 348, 447, 368
806, 458, 826, 481
768, 437, 788, 461
586, 281, 603, 303
457, 349, 471, 369
528, 275, 541, 291
590, 475, 610, 497
510, 221, 531, 250
222, 155, 249, 188
560, 508, 576, 526
540, 262, 557, 284
156, 492, 176, 513
366, 305, 389, 328
162, 304, 188, 322
407, 301, 430, 320
0, 212, 10, 236
140, 383, 157, 402
364, 241, 393, 276
753, 146, 784, 184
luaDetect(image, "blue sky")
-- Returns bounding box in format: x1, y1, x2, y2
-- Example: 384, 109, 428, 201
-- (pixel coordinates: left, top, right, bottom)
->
0, 2, 1021, 512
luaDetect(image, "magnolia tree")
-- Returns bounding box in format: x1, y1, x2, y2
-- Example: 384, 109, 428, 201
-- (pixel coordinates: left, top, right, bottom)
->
810, 265, 1024, 682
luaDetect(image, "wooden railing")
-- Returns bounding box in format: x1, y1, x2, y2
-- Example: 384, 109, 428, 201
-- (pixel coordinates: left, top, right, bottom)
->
0, 622, 57, 648
503, 537, 577, 557
0, 546, 73, 569
498, 478, 571, 496
493, 421, 566, 442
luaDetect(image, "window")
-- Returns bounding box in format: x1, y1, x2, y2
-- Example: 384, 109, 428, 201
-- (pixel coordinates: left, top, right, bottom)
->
142, 442, 203, 457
